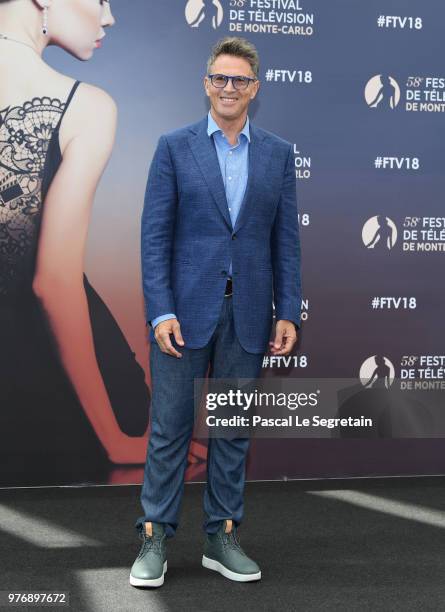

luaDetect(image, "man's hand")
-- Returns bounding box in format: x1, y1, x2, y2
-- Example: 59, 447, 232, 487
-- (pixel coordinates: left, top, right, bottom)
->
154, 318, 185, 358
269, 319, 298, 356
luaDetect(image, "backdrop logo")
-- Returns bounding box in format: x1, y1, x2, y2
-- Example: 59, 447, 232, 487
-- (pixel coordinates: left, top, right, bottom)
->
185, 0, 224, 29
364, 75, 401, 109
359, 356, 395, 388
362, 216, 397, 250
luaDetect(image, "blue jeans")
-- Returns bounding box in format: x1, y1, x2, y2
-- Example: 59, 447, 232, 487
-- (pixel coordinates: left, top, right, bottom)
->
135, 295, 264, 538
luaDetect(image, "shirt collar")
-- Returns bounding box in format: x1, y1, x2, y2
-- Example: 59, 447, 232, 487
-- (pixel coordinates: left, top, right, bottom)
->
207, 111, 250, 143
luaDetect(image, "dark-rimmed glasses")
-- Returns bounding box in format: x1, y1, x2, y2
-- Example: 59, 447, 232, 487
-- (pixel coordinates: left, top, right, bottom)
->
207, 74, 257, 91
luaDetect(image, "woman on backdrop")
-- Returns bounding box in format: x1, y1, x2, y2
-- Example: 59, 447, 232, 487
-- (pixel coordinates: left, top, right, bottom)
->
0, 0, 150, 486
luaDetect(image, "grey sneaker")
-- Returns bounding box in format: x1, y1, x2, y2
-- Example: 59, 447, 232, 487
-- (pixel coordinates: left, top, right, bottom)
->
129, 522, 167, 587
202, 519, 261, 582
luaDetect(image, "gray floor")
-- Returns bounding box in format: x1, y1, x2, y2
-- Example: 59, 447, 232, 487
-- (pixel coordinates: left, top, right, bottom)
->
1, 477, 445, 611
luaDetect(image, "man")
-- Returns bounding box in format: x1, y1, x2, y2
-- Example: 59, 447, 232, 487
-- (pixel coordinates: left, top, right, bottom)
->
130, 37, 302, 587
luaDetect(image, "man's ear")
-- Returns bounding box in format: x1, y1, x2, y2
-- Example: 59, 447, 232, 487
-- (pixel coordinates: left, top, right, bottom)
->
251, 80, 260, 99
204, 76, 210, 97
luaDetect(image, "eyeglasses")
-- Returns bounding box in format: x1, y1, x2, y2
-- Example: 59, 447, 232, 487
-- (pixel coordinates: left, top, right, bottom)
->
207, 74, 257, 91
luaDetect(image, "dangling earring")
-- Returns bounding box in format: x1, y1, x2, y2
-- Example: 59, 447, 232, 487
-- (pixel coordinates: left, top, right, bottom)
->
42, 3, 49, 36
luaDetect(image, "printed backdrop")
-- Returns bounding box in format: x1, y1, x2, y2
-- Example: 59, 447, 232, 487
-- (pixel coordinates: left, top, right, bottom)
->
39, 0, 445, 485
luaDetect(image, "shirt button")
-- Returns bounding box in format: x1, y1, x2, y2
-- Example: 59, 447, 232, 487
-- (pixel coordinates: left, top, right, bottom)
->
229, 151, 233, 155
228, 207, 232, 211
228, 176, 232, 180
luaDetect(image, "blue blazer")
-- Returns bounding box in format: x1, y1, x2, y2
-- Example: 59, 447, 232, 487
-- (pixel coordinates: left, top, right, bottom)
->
141, 116, 302, 354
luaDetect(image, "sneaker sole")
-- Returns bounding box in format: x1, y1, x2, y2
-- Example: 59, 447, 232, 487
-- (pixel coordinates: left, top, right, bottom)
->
202, 555, 261, 582
129, 560, 167, 588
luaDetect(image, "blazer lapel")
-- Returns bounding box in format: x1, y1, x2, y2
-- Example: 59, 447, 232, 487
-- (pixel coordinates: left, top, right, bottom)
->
188, 118, 233, 231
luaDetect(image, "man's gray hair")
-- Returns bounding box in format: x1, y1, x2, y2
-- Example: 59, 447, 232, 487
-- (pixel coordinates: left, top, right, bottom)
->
206, 37, 259, 78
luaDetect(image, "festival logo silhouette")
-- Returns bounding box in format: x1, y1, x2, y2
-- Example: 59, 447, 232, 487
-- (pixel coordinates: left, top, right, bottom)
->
364, 75, 401, 109
362, 215, 398, 250
185, 0, 224, 29
359, 356, 395, 389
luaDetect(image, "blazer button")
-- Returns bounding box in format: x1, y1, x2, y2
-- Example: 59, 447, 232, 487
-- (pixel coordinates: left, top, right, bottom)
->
232, 234, 236, 240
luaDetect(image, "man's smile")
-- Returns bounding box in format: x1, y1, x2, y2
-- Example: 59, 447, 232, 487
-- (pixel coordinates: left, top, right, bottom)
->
219, 97, 238, 104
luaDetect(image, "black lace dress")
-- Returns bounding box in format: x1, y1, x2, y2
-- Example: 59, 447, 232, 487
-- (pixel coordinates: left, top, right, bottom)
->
0, 81, 149, 486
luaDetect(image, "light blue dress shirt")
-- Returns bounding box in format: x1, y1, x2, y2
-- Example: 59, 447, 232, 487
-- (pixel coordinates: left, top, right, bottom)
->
151, 111, 250, 330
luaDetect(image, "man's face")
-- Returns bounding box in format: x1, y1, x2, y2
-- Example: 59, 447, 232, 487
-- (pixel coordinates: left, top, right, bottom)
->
204, 54, 259, 123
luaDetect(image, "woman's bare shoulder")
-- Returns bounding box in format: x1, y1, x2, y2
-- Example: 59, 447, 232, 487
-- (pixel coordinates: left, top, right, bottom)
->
42, 63, 117, 117
57, 79, 117, 152
71, 82, 117, 116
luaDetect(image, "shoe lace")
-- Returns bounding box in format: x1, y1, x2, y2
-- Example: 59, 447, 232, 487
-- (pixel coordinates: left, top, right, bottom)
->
222, 528, 244, 553
138, 532, 164, 559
